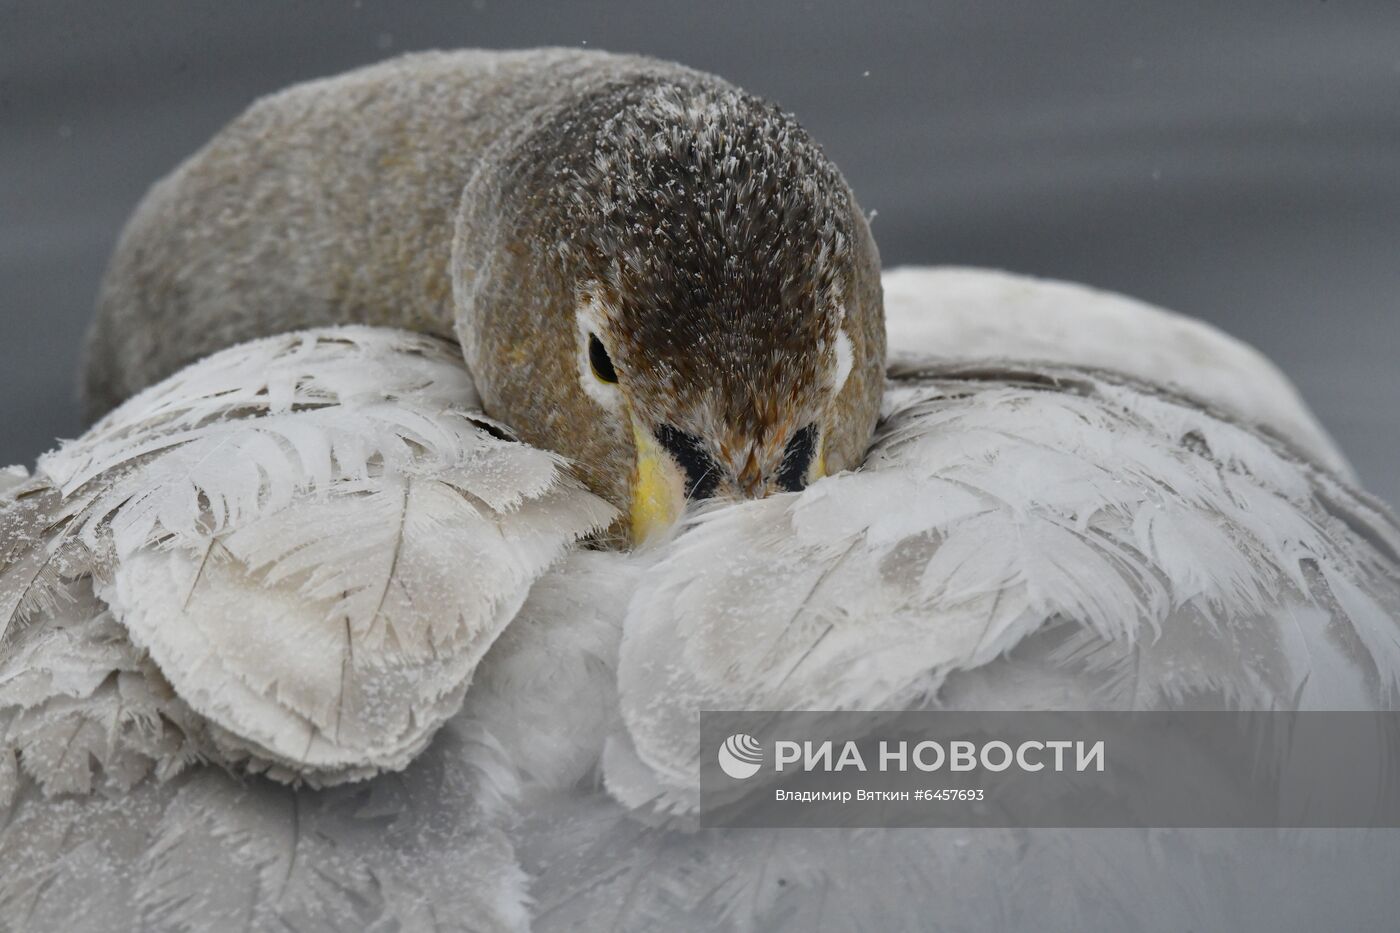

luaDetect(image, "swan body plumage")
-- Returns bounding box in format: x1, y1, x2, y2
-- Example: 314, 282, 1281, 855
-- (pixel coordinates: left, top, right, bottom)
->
2, 266, 1398, 931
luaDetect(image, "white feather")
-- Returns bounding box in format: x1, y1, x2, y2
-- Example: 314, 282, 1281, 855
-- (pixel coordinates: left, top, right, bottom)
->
608, 362, 1400, 812
0, 578, 202, 806
456, 549, 641, 794
4, 271, 1400, 932
514, 788, 1400, 933
0, 726, 531, 932
517, 271, 1400, 930
882, 266, 1350, 475
0, 327, 616, 784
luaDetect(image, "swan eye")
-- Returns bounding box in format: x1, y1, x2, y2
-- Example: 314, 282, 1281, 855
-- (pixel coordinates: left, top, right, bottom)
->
777, 424, 819, 492
589, 333, 618, 384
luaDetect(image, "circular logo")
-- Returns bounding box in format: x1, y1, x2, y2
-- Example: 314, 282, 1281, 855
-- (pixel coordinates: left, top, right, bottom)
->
717, 733, 764, 779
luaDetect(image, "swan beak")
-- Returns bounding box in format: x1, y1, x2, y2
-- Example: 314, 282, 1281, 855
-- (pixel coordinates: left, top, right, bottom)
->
629, 421, 687, 545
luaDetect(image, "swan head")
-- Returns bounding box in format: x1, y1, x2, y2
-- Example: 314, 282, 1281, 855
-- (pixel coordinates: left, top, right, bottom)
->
454, 76, 885, 546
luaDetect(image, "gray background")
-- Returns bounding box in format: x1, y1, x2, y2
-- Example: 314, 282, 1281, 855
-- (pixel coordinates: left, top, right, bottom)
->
2, 1, 1397, 505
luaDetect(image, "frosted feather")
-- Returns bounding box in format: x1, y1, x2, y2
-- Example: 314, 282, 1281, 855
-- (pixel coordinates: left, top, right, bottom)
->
0, 577, 202, 807
552, 269, 1400, 929
42, 327, 488, 550
882, 266, 1350, 475
0, 327, 616, 784
0, 723, 531, 932
0, 551, 634, 930
515, 788, 1400, 933
5, 270, 1400, 931
523, 360, 1400, 932
609, 362, 1400, 812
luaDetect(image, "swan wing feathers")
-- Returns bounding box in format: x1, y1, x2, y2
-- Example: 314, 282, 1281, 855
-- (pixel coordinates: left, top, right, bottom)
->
0, 543, 633, 932
610, 361, 1400, 812
882, 265, 1351, 475
0, 327, 616, 784
0, 719, 531, 932
520, 358, 1400, 932
0, 575, 205, 808
515, 792, 1400, 933
533, 273, 1400, 930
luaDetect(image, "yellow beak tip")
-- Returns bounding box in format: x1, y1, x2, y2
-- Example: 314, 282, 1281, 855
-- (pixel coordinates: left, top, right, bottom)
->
629, 422, 686, 545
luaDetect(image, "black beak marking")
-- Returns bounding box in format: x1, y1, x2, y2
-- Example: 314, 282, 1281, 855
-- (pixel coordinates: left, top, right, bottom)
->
777, 423, 819, 492
655, 425, 720, 500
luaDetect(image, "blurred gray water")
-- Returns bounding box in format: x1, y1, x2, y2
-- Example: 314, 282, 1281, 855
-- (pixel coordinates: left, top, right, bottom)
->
2, 1, 1397, 506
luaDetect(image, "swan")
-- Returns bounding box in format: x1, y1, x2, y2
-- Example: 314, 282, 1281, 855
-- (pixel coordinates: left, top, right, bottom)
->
3, 266, 1398, 931
1, 48, 1398, 933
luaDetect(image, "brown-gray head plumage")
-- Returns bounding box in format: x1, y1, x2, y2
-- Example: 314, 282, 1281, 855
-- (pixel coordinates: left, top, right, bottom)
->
455, 71, 885, 538
566, 83, 852, 441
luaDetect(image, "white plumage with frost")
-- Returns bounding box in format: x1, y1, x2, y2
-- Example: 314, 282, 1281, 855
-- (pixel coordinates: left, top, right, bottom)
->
1, 268, 1397, 932
1, 327, 615, 789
